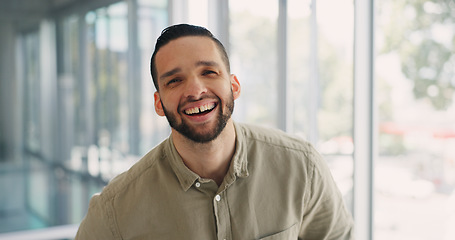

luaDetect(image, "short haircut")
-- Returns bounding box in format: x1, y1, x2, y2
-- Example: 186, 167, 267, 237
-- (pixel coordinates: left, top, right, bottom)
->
150, 24, 230, 91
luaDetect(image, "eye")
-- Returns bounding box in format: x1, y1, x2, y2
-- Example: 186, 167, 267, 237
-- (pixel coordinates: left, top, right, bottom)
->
202, 70, 218, 76
166, 78, 181, 86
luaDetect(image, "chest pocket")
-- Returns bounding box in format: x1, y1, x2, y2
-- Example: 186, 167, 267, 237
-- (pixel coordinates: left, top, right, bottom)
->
258, 222, 299, 240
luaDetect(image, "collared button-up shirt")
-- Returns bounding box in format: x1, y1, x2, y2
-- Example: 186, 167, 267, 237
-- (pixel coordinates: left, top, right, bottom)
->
76, 122, 354, 240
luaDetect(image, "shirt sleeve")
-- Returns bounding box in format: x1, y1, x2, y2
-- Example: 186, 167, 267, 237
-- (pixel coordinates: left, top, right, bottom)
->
75, 194, 121, 240
299, 146, 355, 240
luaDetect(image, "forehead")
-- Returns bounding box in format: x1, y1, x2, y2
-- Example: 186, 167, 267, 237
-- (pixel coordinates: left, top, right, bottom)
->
155, 36, 224, 74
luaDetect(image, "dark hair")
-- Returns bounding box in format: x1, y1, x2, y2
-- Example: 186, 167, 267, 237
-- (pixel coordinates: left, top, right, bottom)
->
150, 24, 230, 91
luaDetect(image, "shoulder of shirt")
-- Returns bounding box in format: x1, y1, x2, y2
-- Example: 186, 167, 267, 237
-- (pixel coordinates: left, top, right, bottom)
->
94, 138, 169, 201
236, 122, 328, 178
236, 122, 314, 154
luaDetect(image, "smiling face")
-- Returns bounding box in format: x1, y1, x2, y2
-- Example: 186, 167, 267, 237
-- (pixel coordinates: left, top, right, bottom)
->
154, 36, 241, 143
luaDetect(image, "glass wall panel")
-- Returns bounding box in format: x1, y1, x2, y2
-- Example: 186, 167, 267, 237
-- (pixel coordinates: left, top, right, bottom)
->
229, 0, 279, 128
23, 31, 42, 154
25, 156, 51, 228
23, 30, 49, 230
58, 12, 108, 229
376, 0, 455, 239
312, 0, 354, 210
0, 30, 43, 233
288, 0, 312, 139
188, 0, 209, 27
230, 0, 354, 211
89, 3, 130, 170
83, 0, 168, 190
138, 2, 170, 153
59, 14, 79, 166
0, 0, 169, 235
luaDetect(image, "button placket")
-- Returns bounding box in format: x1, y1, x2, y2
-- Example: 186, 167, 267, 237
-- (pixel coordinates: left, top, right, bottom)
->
213, 192, 231, 240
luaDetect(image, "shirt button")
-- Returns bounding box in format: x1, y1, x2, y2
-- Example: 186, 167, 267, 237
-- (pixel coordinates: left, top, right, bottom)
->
195, 182, 201, 187
215, 195, 221, 201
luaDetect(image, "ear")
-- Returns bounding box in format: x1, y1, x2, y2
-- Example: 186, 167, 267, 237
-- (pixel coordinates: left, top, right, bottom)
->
230, 74, 241, 100
154, 91, 166, 117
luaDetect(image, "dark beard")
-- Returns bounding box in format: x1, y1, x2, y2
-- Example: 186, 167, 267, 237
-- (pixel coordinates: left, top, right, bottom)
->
162, 94, 234, 143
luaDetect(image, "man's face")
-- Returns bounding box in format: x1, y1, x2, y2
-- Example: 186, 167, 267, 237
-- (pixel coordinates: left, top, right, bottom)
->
153, 36, 241, 143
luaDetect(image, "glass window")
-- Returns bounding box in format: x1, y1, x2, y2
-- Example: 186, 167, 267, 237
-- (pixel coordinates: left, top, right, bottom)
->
84, 0, 168, 180
229, 0, 279, 128
288, 0, 312, 139
311, 0, 354, 209
59, 14, 80, 164
375, 0, 455, 239
188, 0, 209, 27
0, 0, 169, 235
139, 0, 167, 8
138, 2, 170, 153
1, 30, 45, 233
23, 31, 42, 153
86, 2, 131, 179
230, 0, 354, 210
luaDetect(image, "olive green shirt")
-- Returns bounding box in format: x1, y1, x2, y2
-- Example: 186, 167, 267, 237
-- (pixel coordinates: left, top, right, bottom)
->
76, 122, 354, 240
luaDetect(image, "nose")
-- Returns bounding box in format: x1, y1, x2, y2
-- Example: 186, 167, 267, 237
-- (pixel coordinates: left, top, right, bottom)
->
183, 75, 207, 99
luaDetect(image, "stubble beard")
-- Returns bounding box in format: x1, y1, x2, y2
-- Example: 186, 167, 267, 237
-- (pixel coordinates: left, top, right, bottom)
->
162, 93, 234, 143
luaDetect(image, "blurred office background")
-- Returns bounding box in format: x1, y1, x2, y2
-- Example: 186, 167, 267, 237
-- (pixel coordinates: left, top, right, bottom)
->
0, 0, 454, 239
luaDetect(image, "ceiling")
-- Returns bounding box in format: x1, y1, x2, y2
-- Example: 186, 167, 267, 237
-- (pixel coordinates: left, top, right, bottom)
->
0, 0, 119, 28
1, 0, 76, 18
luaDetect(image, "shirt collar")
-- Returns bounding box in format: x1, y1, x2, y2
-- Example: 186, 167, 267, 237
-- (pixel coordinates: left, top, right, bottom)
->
166, 121, 249, 192
231, 121, 249, 178
166, 136, 198, 191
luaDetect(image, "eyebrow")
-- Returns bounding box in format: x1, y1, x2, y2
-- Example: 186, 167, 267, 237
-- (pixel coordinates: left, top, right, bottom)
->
160, 67, 181, 81
196, 60, 220, 68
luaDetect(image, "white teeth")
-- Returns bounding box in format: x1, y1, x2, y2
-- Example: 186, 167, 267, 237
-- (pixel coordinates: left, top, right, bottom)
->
184, 103, 215, 115
186, 107, 199, 115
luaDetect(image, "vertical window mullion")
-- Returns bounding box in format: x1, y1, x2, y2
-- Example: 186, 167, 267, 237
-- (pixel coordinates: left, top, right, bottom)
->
208, 0, 229, 51
127, 0, 140, 155
353, 0, 375, 239
277, 0, 289, 132
307, 0, 319, 145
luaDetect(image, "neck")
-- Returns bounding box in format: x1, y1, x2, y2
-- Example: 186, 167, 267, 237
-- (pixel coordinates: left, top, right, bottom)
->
172, 120, 236, 186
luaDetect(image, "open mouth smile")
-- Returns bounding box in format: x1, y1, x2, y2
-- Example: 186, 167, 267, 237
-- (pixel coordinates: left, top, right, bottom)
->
183, 102, 217, 116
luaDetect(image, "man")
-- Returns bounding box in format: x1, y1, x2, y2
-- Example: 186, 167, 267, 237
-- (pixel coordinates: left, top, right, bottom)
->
76, 24, 354, 239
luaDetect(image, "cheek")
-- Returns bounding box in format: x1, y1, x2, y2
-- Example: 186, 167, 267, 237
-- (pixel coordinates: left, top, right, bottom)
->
214, 81, 232, 94
162, 95, 182, 112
